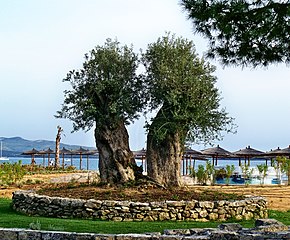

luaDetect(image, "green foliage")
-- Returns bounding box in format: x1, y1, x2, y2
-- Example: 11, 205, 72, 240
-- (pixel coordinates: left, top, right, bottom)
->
257, 164, 268, 185
142, 33, 235, 145
29, 220, 41, 230
56, 38, 145, 132
196, 165, 207, 185
276, 156, 290, 185
240, 164, 253, 185
190, 161, 214, 185
225, 164, 235, 184
0, 161, 26, 186
181, 0, 290, 67
272, 157, 284, 181
215, 168, 227, 179
205, 161, 215, 185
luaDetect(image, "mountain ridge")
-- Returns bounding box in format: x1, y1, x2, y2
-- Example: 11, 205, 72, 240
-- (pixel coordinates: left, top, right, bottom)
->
0, 136, 95, 157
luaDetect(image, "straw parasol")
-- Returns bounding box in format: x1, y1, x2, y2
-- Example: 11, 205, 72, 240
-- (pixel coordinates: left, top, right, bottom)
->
264, 146, 290, 165
279, 145, 290, 157
38, 147, 55, 166
201, 145, 232, 165
183, 148, 206, 174
133, 148, 147, 172
21, 148, 39, 165
59, 147, 73, 168
133, 148, 146, 159
233, 146, 264, 166
71, 147, 90, 170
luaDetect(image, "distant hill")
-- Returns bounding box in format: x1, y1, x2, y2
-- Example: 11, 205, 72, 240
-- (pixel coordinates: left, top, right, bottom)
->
0, 137, 95, 157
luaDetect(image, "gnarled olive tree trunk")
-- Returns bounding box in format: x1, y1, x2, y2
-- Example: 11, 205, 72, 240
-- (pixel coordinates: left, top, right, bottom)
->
146, 129, 183, 187
95, 120, 138, 184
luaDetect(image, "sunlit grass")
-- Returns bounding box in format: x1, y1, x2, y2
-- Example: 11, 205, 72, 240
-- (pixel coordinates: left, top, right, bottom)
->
0, 198, 288, 234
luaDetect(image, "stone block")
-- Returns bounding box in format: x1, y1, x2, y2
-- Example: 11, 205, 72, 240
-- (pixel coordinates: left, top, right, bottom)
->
84, 199, 102, 209
0, 229, 18, 240
94, 234, 116, 240
199, 210, 208, 218
18, 230, 42, 240
115, 234, 152, 239
218, 223, 242, 231
163, 229, 191, 236
199, 201, 214, 209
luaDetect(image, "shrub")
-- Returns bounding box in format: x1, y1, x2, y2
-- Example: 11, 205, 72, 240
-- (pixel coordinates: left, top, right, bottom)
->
0, 161, 26, 186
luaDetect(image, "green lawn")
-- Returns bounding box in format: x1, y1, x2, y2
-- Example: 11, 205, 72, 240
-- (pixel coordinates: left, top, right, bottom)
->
0, 198, 288, 234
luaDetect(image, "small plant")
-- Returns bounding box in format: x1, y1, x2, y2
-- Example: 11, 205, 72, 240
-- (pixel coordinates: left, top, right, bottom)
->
196, 165, 207, 185
190, 161, 215, 185
47, 224, 65, 231
205, 161, 215, 185
272, 158, 283, 184
225, 164, 235, 185
171, 194, 179, 201
215, 168, 227, 180
241, 164, 253, 186
277, 156, 290, 185
29, 220, 41, 230
25, 179, 34, 185
257, 164, 268, 185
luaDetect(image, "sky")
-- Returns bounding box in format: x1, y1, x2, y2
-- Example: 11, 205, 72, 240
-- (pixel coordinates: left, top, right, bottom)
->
0, 0, 289, 152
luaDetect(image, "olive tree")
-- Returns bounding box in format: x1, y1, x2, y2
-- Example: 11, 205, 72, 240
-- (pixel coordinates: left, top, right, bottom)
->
141, 34, 235, 187
57, 39, 145, 184
181, 0, 290, 67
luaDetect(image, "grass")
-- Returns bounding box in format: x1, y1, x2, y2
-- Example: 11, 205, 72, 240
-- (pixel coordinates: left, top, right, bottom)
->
1, 198, 289, 234
0, 198, 259, 234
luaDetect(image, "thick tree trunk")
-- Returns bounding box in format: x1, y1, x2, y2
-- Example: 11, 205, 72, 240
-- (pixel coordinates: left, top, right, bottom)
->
146, 130, 183, 187
95, 120, 139, 184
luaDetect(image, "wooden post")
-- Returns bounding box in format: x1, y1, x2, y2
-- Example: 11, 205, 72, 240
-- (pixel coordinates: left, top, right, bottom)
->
80, 153, 82, 170
185, 156, 188, 175
86, 155, 89, 171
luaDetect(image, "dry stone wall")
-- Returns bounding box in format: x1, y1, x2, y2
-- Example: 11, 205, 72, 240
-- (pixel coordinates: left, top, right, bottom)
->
12, 190, 267, 222
0, 219, 290, 239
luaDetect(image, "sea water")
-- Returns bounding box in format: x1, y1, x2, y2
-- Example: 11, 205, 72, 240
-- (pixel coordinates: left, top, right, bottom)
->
1, 156, 145, 171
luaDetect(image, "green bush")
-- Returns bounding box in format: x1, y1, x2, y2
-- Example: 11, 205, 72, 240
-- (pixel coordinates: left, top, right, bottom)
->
0, 161, 26, 186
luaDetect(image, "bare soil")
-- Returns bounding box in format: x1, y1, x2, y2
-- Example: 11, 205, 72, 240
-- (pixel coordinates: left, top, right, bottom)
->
1, 173, 290, 211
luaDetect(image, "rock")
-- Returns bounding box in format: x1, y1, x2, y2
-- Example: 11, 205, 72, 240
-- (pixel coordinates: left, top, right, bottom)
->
254, 218, 289, 232
199, 201, 214, 209
218, 223, 243, 231
163, 229, 191, 236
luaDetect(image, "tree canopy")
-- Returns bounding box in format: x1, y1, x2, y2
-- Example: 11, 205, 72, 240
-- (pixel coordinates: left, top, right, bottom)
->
142, 33, 235, 146
56, 39, 145, 133
181, 0, 290, 67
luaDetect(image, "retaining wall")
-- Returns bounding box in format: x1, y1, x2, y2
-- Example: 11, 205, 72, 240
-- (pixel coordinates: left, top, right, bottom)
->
12, 190, 267, 222
0, 219, 290, 239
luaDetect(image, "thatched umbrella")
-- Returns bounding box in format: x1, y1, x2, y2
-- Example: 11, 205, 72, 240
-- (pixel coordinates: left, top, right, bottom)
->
38, 148, 55, 166
233, 146, 264, 166
264, 146, 290, 167
270, 146, 290, 157
201, 145, 232, 166
85, 149, 98, 170
22, 148, 39, 165
71, 147, 90, 170
183, 148, 206, 174
59, 147, 73, 168
133, 148, 147, 172
265, 147, 282, 156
